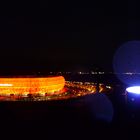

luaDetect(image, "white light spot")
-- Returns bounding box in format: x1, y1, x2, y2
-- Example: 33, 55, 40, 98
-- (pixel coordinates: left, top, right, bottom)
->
131, 98, 135, 101
0, 84, 13, 86
126, 86, 140, 94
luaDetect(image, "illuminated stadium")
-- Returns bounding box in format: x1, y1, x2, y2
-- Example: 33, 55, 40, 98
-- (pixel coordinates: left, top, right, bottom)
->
0, 76, 65, 96
0, 75, 113, 101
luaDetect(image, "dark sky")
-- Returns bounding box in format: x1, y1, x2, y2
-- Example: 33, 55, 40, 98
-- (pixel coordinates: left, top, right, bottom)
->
0, 1, 139, 71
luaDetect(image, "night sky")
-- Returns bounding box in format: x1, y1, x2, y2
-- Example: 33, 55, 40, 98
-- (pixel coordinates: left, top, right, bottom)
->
0, 1, 139, 72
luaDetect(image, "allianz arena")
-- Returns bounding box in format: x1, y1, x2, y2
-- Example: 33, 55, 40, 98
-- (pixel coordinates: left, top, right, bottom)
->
0, 76, 65, 96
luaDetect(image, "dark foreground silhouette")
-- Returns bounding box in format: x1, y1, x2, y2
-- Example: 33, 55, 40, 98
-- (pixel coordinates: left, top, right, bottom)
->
0, 93, 139, 139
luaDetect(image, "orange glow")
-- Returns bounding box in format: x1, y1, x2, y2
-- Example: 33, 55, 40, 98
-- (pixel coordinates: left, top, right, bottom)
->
0, 76, 65, 96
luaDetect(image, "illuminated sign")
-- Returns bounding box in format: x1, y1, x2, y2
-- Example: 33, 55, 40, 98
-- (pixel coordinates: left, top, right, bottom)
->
0, 84, 13, 86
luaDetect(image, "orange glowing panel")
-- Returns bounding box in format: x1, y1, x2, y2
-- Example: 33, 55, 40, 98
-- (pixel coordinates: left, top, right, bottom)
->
0, 76, 65, 96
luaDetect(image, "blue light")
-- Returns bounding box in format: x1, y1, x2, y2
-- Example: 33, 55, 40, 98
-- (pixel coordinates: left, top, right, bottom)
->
126, 86, 140, 94
113, 41, 140, 85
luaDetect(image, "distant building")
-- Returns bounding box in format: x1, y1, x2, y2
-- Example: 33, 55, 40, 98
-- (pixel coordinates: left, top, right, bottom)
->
0, 76, 65, 96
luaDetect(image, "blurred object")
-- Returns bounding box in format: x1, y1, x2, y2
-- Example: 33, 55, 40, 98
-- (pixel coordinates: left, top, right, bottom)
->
84, 94, 114, 123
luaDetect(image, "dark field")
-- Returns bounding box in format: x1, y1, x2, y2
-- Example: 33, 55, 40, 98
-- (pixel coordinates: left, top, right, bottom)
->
0, 74, 140, 139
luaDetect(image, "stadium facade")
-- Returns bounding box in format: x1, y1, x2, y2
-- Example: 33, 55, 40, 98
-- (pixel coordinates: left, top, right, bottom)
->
0, 76, 65, 96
